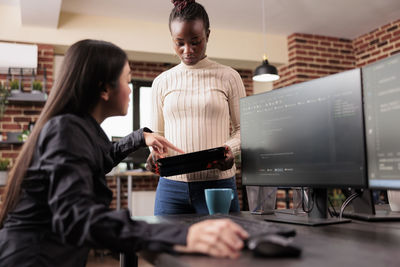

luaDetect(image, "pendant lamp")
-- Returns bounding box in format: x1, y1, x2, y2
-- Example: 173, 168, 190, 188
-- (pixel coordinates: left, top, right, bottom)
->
253, 0, 280, 82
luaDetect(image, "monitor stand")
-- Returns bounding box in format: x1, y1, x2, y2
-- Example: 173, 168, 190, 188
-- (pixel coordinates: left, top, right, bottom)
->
341, 189, 400, 221
263, 188, 351, 226
248, 186, 276, 215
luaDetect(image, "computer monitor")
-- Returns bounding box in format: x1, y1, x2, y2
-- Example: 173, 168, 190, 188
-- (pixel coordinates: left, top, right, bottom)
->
341, 53, 400, 221
363, 54, 400, 190
240, 68, 366, 225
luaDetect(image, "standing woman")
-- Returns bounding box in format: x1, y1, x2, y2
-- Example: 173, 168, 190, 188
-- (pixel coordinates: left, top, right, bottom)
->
0, 39, 248, 266
147, 0, 247, 215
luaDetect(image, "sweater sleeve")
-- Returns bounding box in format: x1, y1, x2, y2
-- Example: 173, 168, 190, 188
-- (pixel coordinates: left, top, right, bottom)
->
224, 69, 247, 155
150, 75, 166, 137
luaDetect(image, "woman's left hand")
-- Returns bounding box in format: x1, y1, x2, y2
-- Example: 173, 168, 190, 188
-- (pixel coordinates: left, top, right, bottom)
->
212, 146, 234, 171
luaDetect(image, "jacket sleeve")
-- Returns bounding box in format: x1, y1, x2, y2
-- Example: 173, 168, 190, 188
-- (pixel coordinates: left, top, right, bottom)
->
109, 128, 151, 165
41, 122, 188, 253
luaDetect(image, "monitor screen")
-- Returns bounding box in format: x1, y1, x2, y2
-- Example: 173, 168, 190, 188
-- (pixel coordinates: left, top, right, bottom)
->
363, 54, 400, 189
240, 68, 366, 188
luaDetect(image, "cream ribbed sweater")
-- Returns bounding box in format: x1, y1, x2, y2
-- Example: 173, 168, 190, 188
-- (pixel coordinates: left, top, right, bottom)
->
150, 57, 246, 182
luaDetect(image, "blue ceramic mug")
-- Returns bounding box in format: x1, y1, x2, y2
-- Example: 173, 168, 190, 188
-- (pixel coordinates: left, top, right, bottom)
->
204, 188, 234, 215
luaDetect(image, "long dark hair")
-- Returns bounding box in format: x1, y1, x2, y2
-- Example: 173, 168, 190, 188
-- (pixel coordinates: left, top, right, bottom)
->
169, 0, 210, 33
0, 39, 127, 227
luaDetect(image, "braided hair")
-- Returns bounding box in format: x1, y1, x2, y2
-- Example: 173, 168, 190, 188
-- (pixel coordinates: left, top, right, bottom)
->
169, 0, 210, 33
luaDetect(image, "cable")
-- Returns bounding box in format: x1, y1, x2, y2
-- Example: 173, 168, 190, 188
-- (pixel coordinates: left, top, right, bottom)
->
302, 187, 314, 213
339, 191, 361, 219
292, 188, 302, 211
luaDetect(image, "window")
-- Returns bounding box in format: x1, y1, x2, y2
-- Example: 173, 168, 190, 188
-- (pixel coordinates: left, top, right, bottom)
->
101, 80, 153, 140
101, 83, 134, 140
133, 80, 153, 129
100, 80, 153, 168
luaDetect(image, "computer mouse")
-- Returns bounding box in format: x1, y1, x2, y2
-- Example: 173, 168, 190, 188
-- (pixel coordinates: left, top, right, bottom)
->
247, 234, 302, 257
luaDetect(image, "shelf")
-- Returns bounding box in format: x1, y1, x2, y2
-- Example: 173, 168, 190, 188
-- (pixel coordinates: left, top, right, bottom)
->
8, 91, 47, 104
0, 140, 24, 146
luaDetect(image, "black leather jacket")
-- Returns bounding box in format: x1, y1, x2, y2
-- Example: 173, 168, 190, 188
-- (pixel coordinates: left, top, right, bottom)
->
0, 114, 188, 267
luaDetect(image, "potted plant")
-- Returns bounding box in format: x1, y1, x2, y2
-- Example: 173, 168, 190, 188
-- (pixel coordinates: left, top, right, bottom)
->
18, 129, 30, 142
0, 158, 10, 186
32, 80, 43, 93
0, 81, 10, 119
0, 82, 10, 142
9, 79, 22, 91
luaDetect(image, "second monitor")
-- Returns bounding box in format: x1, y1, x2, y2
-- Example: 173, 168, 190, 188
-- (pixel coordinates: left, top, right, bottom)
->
240, 68, 366, 225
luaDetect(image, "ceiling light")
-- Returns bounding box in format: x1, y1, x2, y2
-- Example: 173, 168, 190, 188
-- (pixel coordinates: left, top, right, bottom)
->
253, 55, 280, 82
253, 0, 280, 82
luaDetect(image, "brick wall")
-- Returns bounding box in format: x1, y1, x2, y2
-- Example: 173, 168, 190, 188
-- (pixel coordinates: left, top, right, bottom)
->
0, 42, 54, 204
129, 61, 171, 81
273, 33, 355, 89
273, 19, 400, 89
0, 43, 54, 162
353, 19, 400, 67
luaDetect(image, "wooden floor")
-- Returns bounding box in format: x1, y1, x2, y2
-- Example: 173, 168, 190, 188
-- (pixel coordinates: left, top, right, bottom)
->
86, 250, 153, 267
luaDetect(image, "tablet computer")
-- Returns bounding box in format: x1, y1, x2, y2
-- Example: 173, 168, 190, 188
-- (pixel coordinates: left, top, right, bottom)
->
156, 146, 226, 176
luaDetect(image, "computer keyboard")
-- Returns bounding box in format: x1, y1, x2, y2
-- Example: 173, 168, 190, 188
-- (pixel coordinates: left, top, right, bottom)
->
179, 213, 296, 238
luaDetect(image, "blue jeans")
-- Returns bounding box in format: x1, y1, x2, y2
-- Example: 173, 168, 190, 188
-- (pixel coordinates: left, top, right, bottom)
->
154, 176, 240, 215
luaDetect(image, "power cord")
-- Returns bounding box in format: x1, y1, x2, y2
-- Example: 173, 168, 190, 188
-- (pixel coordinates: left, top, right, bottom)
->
339, 191, 361, 219
301, 187, 314, 213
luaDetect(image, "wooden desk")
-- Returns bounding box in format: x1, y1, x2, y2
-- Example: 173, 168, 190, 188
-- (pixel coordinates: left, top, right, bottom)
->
136, 212, 400, 267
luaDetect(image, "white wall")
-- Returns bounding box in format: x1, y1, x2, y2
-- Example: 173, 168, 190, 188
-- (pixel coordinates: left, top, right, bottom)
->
131, 191, 156, 216
253, 81, 274, 94
0, 4, 288, 69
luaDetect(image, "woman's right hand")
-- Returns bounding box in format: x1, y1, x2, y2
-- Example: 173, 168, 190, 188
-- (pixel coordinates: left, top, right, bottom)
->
174, 219, 249, 259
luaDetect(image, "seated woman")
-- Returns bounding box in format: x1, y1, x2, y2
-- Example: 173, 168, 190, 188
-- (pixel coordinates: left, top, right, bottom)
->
0, 39, 248, 267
